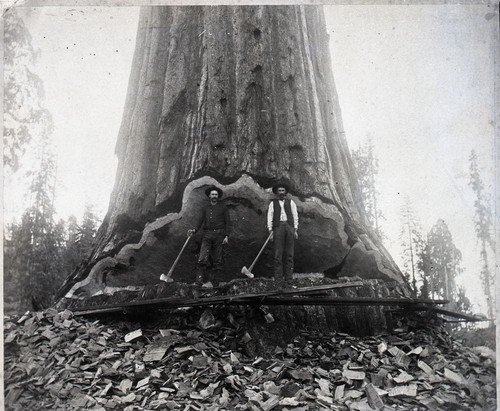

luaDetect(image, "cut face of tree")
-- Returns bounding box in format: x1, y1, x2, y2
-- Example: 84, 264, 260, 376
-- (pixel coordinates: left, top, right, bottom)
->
59, 6, 404, 299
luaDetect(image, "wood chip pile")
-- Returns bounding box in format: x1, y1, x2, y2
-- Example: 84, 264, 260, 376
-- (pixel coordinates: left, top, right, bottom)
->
4, 307, 496, 411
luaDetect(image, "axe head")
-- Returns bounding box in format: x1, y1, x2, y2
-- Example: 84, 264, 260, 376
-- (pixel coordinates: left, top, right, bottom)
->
160, 273, 174, 283
241, 266, 254, 278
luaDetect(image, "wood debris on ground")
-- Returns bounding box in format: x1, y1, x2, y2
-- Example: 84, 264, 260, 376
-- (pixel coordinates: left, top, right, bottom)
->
4, 306, 496, 411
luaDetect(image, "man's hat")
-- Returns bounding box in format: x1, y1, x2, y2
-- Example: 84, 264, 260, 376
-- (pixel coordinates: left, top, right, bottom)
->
272, 182, 290, 194
205, 185, 223, 198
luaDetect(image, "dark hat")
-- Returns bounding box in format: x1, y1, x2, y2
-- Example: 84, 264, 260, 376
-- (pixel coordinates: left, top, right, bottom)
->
205, 185, 223, 198
272, 183, 290, 194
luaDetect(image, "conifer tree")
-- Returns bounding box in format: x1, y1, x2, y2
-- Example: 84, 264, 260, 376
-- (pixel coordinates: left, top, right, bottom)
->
64, 205, 100, 273
456, 286, 472, 315
4, 138, 65, 311
4, 8, 53, 171
351, 138, 384, 239
399, 196, 424, 296
421, 219, 462, 301
468, 150, 494, 318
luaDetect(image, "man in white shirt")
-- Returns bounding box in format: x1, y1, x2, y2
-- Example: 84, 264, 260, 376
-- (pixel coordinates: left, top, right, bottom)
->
267, 183, 298, 281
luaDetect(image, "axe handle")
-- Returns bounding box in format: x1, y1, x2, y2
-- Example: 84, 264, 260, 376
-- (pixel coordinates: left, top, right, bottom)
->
248, 232, 273, 272
166, 233, 193, 277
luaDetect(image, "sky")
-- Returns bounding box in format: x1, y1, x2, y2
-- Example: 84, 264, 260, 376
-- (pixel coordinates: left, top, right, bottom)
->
4, 4, 497, 315
325, 4, 497, 315
4, 7, 139, 221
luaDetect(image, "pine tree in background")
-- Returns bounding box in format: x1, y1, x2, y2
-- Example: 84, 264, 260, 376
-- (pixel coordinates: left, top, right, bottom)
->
351, 137, 385, 240
418, 244, 435, 299
468, 150, 495, 319
5, 200, 101, 313
420, 219, 462, 302
3, 9, 103, 313
64, 216, 81, 273
3, 8, 63, 313
417, 243, 431, 299
79, 205, 100, 255
4, 8, 53, 171
399, 196, 424, 296
456, 286, 472, 315
4, 218, 32, 312
64, 205, 100, 273
449, 286, 474, 332
4, 133, 69, 312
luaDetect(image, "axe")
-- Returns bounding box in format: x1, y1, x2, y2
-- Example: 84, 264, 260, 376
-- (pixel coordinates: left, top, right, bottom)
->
160, 232, 193, 283
241, 232, 273, 278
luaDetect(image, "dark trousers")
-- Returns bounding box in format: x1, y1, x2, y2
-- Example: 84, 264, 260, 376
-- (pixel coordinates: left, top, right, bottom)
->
273, 222, 295, 281
197, 229, 225, 282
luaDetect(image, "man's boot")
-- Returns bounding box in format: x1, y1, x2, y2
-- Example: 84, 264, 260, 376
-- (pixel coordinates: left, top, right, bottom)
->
195, 265, 205, 286
211, 268, 223, 287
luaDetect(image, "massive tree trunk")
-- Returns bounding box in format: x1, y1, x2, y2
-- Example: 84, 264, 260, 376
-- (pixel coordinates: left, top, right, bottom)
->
60, 5, 404, 299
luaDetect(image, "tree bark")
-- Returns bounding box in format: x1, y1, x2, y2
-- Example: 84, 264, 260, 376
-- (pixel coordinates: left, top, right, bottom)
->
60, 5, 403, 299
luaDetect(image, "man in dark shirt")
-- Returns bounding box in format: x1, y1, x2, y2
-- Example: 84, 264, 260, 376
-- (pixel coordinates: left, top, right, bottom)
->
189, 185, 230, 284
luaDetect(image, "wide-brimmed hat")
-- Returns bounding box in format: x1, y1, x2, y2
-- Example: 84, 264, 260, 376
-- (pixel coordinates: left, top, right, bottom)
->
205, 185, 223, 198
272, 183, 290, 194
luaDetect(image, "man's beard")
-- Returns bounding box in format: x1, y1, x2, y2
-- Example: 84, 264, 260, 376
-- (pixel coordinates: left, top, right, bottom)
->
210, 198, 218, 204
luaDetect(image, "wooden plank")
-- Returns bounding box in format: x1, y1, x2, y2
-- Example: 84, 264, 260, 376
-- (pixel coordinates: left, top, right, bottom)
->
444, 368, 466, 385
387, 306, 484, 322
229, 297, 448, 306
343, 370, 366, 380
393, 371, 414, 384
282, 281, 365, 294
417, 360, 434, 376
72, 285, 451, 316
225, 281, 366, 300
334, 384, 345, 400
388, 385, 417, 397
365, 383, 384, 410
74, 296, 448, 316
124, 329, 142, 342
143, 341, 168, 362
73, 282, 363, 314
429, 307, 489, 322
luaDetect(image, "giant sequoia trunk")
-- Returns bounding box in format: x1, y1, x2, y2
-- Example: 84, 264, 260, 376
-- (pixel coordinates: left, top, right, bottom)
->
60, 5, 404, 300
